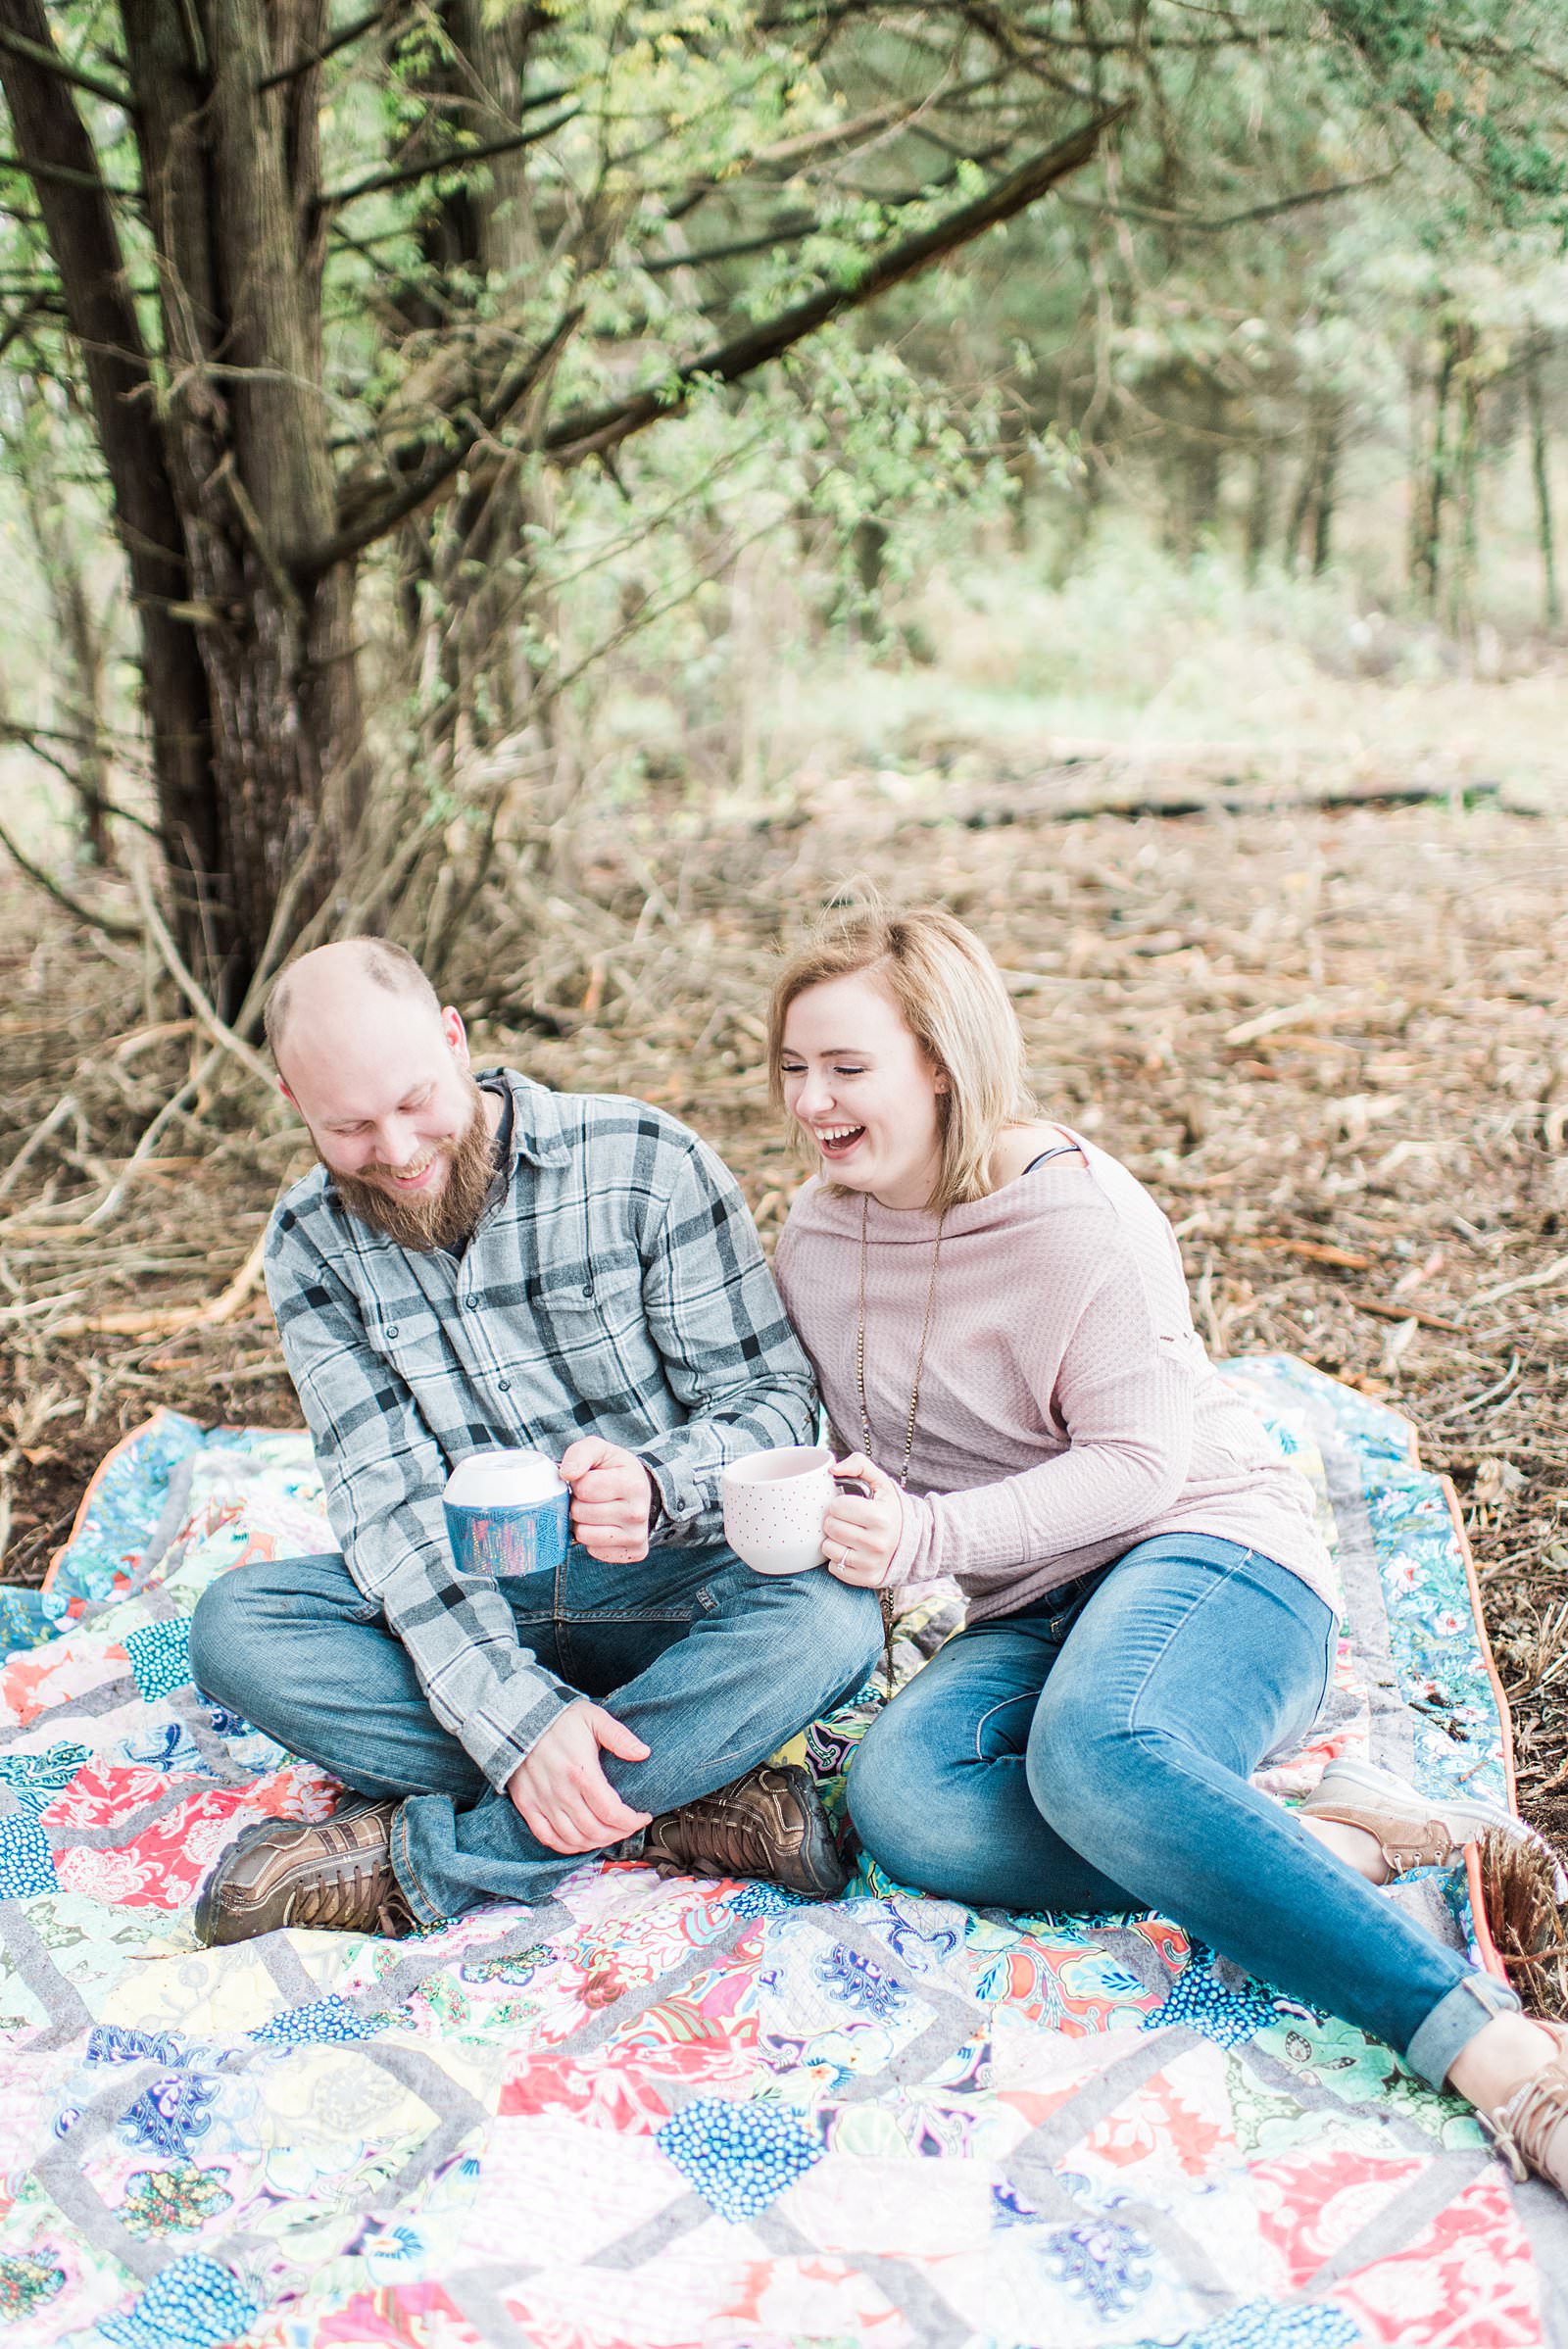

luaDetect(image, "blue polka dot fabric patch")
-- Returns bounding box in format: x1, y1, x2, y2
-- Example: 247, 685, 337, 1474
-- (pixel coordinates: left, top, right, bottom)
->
1186, 2298, 1362, 2349
1146, 1962, 1280, 2048
0, 1815, 58, 1900
250, 1996, 386, 2047
99, 2255, 259, 2349
656, 2098, 823, 2222
717, 1880, 805, 1919
123, 1620, 192, 1704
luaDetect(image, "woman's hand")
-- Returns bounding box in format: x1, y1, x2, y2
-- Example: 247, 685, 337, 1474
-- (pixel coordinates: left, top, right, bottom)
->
820, 1453, 904, 1589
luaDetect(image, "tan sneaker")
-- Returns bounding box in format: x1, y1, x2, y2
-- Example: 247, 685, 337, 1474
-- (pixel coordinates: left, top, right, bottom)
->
641, 1762, 850, 1899
1481, 2022, 1568, 2192
194, 1801, 416, 1945
1299, 1758, 1517, 1878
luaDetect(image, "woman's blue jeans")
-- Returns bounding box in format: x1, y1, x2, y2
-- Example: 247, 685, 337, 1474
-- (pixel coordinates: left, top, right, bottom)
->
189, 1543, 882, 1926
846, 1535, 1517, 2089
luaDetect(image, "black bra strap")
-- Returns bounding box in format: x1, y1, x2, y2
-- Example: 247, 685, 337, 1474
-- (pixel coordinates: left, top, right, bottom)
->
1022, 1142, 1082, 1175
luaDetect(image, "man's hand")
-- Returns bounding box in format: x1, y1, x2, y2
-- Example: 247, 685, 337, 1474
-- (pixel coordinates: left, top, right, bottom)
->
506, 1700, 653, 1853
819, 1452, 904, 1589
559, 1439, 654, 1562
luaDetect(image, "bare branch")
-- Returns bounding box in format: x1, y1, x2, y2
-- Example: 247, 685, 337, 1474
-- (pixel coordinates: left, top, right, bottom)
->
304, 303, 585, 574
0, 813, 139, 937
1058, 168, 1398, 232
541, 102, 1133, 468
315, 99, 1131, 568
318, 109, 580, 213
256, 2, 410, 93
128, 856, 275, 1085
0, 23, 132, 109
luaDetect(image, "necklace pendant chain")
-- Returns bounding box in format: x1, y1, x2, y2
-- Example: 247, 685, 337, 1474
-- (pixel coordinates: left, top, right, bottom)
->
856, 1191, 946, 1492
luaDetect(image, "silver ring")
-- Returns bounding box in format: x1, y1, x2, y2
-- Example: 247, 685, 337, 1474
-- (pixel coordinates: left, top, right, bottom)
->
834, 1548, 851, 1574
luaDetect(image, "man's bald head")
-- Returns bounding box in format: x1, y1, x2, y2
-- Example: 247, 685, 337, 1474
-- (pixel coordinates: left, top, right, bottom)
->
266, 939, 499, 1250
264, 938, 442, 1076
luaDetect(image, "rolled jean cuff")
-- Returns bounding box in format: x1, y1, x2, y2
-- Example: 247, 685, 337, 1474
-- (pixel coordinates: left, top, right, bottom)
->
390, 1801, 447, 1930
1405, 1966, 1520, 2089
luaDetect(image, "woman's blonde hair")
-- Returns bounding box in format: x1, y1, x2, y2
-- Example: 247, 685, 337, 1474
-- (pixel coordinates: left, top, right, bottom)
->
767, 905, 1036, 1211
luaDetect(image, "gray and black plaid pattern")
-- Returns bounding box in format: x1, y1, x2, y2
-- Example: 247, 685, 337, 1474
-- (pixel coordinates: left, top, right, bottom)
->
264, 1072, 816, 1791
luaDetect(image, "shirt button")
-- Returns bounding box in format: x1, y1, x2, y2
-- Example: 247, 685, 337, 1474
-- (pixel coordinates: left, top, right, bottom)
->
385, 1324, 399, 1339
580, 1283, 593, 1297
498, 1377, 511, 1393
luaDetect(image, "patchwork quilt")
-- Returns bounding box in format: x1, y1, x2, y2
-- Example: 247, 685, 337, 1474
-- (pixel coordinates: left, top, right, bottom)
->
0, 1357, 1562, 2348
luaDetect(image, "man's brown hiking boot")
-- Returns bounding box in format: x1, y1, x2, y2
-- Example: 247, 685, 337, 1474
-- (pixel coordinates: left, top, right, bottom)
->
641, 1762, 850, 1899
194, 1801, 416, 1945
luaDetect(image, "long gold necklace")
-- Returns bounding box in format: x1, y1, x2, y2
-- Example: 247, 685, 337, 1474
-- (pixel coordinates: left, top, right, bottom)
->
855, 1192, 947, 1491
855, 1190, 945, 1681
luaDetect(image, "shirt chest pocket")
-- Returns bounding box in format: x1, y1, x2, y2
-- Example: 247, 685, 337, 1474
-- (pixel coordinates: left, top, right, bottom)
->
542, 1269, 654, 1396
361, 1297, 458, 1383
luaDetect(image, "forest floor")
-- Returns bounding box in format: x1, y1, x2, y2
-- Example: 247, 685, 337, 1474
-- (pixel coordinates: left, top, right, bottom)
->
5, 757, 1568, 1876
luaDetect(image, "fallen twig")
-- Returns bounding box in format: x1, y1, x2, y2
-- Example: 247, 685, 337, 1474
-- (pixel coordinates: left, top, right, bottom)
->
1348, 1295, 1466, 1335
1426, 1356, 1523, 1427
45, 1221, 270, 1340
1250, 1238, 1373, 1271
1464, 1251, 1568, 1318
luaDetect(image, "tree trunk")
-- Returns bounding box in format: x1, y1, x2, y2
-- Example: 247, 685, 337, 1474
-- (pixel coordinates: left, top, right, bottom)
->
12, 392, 115, 863
1, 0, 370, 1006
1527, 332, 1560, 631
1448, 328, 1480, 638
397, 0, 545, 759
1410, 315, 1458, 610
1244, 444, 1275, 582
121, 0, 369, 1001
0, 0, 216, 935
1310, 404, 1341, 576
1283, 440, 1316, 576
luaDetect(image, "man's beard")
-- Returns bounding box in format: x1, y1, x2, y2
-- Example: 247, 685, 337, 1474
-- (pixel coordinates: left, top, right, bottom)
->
330, 1081, 498, 1251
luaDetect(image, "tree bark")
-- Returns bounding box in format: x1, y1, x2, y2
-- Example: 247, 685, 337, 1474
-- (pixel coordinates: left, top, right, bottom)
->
1, 0, 371, 1005
1244, 443, 1274, 582
0, 0, 216, 925
1410, 315, 1458, 610
1526, 331, 1560, 631
1310, 402, 1341, 576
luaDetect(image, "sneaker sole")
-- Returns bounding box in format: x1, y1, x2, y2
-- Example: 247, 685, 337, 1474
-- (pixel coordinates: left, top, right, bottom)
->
193, 1818, 286, 1948
771, 1765, 851, 1899
1304, 1759, 1518, 1841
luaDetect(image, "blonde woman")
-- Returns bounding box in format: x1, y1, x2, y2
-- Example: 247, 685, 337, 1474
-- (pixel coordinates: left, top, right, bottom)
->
766, 905, 1567, 2198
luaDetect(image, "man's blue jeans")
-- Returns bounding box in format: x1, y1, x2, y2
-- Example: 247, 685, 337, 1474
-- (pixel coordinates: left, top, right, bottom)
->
189, 1543, 882, 1925
846, 1535, 1517, 2090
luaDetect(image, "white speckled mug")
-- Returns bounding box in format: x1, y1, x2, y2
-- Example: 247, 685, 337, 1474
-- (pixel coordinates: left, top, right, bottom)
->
720, 1445, 871, 1576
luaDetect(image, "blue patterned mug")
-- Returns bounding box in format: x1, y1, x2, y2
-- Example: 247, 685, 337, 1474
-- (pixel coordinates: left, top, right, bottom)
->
444, 1448, 571, 1579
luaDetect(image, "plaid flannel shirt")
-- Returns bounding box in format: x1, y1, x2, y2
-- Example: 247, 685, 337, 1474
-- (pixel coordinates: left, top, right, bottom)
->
264, 1072, 816, 1789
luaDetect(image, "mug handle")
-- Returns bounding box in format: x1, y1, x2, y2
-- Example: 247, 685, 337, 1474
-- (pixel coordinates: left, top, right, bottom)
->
832, 1471, 874, 1499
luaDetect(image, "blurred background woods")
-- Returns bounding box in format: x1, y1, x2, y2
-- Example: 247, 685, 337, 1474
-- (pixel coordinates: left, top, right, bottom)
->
0, 0, 1562, 1007
5, 4, 1568, 1862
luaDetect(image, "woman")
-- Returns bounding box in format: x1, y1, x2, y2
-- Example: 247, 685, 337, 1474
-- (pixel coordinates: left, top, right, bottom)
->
767, 905, 1566, 2196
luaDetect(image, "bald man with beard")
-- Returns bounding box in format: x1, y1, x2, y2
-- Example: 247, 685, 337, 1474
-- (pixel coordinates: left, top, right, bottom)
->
189, 940, 881, 1943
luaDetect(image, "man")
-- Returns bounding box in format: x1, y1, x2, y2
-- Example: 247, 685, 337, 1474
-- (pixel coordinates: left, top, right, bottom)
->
189, 939, 881, 1943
